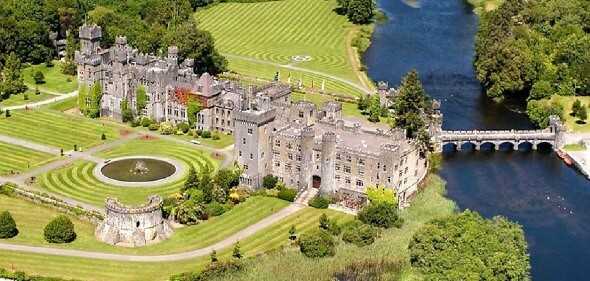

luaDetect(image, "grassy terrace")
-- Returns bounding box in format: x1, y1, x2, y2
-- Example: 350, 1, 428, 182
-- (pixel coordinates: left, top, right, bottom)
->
38, 139, 219, 206
0, 90, 55, 107
0, 176, 449, 281
548, 95, 590, 133
0, 195, 350, 280
0, 142, 57, 175
196, 0, 368, 97
0, 194, 288, 255
0, 109, 121, 149
21, 62, 78, 94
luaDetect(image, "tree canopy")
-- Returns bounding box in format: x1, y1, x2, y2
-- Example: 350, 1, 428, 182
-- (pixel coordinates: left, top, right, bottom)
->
409, 210, 531, 281
391, 70, 432, 140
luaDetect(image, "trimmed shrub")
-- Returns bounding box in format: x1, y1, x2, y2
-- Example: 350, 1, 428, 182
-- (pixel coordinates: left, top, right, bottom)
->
201, 130, 212, 138
319, 214, 341, 236
262, 175, 278, 189
148, 123, 160, 131
177, 122, 190, 134
33, 70, 45, 84
277, 187, 297, 202
205, 202, 227, 217
342, 222, 378, 247
130, 119, 140, 127
358, 202, 403, 229
160, 122, 175, 135
141, 117, 153, 127
299, 229, 336, 258
43, 215, 76, 243
0, 211, 18, 239
309, 196, 330, 209
212, 133, 220, 140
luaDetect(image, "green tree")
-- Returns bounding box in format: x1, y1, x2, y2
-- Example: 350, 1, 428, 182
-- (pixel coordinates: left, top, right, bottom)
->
210, 249, 218, 263
214, 169, 240, 194
198, 168, 214, 203
43, 215, 76, 243
346, 0, 375, 24
232, 241, 242, 259
409, 210, 530, 280
77, 85, 89, 114
61, 31, 77, 75
136, 85, 148, 114
186, 99, 202, 127
0, 52, 27, 100
577, 105, 587, 124
299, 230, 336, 258
358, 202, 403, 229
85, 83, 103, 118
183, 167, 200, 192
32, 71, 45, 84
572, 99, 582, 116
163, 20, 227, 75
289, 225, 297, 241
0, 211, 18, 239
392, 70, 431, 138
319, 214, 330, 230
262, 175, 279, 189
120, 100, 134, 122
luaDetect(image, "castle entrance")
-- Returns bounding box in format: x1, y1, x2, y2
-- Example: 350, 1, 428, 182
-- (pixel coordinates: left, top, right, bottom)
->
312, 175, 321, 189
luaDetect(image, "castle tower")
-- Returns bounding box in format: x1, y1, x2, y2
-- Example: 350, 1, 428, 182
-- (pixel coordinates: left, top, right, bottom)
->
167, 46, 179, 66
320, 132, 337, 195
79, 24, 101, 55
234, 108, 277, 188
299, 126, 315, 190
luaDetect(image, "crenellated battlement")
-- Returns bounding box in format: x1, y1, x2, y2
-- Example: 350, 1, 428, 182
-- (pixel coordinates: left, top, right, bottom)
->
104, 195, 162, 214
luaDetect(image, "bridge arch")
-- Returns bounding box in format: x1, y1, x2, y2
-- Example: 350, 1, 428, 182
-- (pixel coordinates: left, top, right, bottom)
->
479, 142, 496, 151
517, 142, 534, 151
497, 141, 515, 151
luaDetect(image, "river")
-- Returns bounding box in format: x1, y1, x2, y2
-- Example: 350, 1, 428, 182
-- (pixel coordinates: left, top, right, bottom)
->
364, 0, 590, 280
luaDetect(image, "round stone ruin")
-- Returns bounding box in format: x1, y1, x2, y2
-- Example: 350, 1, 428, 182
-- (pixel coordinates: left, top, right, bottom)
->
95, 195, 173, 247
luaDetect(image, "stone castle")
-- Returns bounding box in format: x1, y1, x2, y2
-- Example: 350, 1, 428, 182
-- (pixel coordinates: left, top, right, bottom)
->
75, 23, 434, 210
95, 196, 173, 247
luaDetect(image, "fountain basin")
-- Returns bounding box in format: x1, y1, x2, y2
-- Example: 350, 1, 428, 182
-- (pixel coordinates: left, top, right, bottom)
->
93, 156, 185, 187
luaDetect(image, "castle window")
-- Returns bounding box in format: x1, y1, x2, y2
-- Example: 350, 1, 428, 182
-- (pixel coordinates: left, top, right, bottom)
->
296, 165, 301, 172
383, 165, 387, 172
250, 153, 253, 160
346, 155, 352, 162
336, 154, 341, 160
405, 167, 409, 174
288, 153, 293, 160
275, 140, 280, 147
388, 176, 391, 183
239, 151, 242, 156
359, 169, 364, 176
275, 161, 281, 167
244, 164, 248, 171
248, 128, 253, 134
358, 159, 365, 166
297, 145, 301, 152
335, 164, 341, 171
242, 138, 246, 145
377, 162, 381, 169
296, 155, 302, 161
287, 143, 292, 149
316, 153, 320, 159
335, 175, 341, 181
356, 180, 364, 187
345, 177, 351, 184
299, 111, 303, 118
344, 165, 351, 173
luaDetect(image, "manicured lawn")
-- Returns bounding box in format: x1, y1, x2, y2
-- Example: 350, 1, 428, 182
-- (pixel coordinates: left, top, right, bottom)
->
21, 61, 78, 94
548, 95, 590, 133
0, 91, 55, 107
45, 96, 78, 112
0, 194, 288, 255
291, 92, 363, 118
0, 109, 120, 149
195, 0, 368, 97
39, 139, 219, 206
563, 143, 586, 151
0, 142, 57, 175
213, 176, 456, 281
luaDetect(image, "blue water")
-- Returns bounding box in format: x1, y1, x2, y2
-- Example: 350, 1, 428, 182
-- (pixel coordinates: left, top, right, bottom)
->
364, 0, 590, 280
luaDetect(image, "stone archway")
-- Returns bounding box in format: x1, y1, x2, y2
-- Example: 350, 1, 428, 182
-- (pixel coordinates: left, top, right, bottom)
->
312, 175, 321, 189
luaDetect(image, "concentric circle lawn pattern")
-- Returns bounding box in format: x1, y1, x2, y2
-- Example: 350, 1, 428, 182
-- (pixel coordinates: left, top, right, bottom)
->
38, 139, 218, 207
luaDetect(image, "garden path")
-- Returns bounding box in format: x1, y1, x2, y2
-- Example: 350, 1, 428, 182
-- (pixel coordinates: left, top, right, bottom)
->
0, 91, 77, 111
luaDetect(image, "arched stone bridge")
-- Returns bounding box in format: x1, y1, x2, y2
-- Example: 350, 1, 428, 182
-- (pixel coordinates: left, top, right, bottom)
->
436, 116, 565, 151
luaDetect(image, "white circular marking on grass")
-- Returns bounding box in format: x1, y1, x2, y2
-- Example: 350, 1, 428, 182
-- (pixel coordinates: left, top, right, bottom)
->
93, 156, 185, 188
291, 55, 312, 63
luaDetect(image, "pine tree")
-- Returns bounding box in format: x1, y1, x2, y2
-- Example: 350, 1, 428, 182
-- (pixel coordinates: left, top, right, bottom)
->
392, 70, 431, 138
0, 52, 27, 100
289, 225, 297, 241
182, 167, 199, 192
572, 99, 582, 116
0, 211, 18, 239
577, 105, 587, 124
319, 214, 329, 230
232, 241, 242, 259
210, 249, 218, 263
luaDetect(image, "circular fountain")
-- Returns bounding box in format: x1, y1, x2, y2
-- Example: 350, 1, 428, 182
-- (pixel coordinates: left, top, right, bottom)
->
94, 156, 184, 187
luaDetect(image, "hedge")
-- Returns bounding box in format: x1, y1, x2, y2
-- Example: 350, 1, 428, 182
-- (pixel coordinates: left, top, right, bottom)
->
44, 215, 76, 243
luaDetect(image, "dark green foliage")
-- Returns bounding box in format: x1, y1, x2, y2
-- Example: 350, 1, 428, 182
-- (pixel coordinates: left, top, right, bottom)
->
299, 229, 336, 258
43, 215, 76, 243
201, 130, 212, 138
0, 267, 79, 281
0, 184, 15, 195
148, 123, 159, 131
170, 260, 244, 281
262, 175, 278, 189
409, 210, 531, 280
120, 100, 134, 122
342, 221, 377, 247
183, 167, 200, 192
136, 86, 148, 113
175, 200, 207, 224
309, 195, 330, 209
205, 202, 227, 217
392, 70, 432, 140
358, 202, 403, 229
0, 211, 18, 239
526, 99, 564, 128
319, 214, 341, 236
210, 249, 218, 263
141, 117, 153, 127
337, 0, 376, 24
577, 106, 587, 123
162, 196, 179, 219
177, 122, 190, 134
572, 99, 582, 116
61, 32, 77, 75
33, 71, 45, 84
101, 133, 106, 140
80, 83, 102, 118
277, 187, 297, 202
187, 100, 202, 126
214, 168, 240, 193
474, 0, 589, 103
4, 109, 10, 118
0, 52, 27, 101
